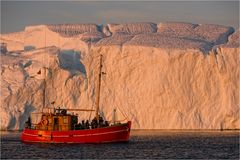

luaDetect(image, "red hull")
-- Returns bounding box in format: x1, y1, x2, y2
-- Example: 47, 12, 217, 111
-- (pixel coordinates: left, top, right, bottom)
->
21, 121, 131, 143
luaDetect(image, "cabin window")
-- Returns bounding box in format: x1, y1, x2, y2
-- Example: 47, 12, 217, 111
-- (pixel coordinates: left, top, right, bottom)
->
63, 117, 68, 123
54, 118, 59, 125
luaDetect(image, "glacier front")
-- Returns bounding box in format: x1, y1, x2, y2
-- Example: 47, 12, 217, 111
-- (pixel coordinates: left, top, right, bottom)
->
0, 22, 239, 130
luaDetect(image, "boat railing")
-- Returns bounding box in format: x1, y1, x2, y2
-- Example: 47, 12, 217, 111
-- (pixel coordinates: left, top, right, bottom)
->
25, 123, 71, 131
25, 123, 94, 131
25, 120, 125, 131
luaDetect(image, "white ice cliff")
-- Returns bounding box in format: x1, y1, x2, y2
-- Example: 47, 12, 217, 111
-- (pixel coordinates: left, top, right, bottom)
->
0, 22, 239, 130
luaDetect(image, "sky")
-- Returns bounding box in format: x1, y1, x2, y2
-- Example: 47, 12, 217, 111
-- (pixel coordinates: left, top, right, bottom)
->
1, 1, 239, 33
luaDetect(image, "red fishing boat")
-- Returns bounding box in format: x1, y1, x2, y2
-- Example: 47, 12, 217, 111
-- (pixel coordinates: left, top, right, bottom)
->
21, 55, 131, 143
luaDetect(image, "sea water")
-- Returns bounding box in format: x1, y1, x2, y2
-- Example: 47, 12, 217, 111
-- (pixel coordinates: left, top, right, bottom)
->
1, 130, 239, 159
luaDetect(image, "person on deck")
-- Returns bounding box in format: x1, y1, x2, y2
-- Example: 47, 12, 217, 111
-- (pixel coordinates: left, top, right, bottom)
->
86, 120, 90, 129
25, 117, 31, 129
82, 120, 85, 129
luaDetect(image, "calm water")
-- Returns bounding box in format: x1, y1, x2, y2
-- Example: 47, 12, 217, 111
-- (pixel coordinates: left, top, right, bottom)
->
1, 130, 239, 159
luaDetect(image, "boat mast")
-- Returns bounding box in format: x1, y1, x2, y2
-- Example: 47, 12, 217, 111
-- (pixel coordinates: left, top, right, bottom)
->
42, 79, 45, 113
96, 54, 103, 123
42, 67, 47, 113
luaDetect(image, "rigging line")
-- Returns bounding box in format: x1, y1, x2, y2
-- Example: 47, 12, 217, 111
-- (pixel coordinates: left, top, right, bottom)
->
58, 32, 60, 48
119, 50, 129, 120
103, 85, 129, 121
88, 104, 93, 121
116, 105, 129, 120
90, 54, 136, 75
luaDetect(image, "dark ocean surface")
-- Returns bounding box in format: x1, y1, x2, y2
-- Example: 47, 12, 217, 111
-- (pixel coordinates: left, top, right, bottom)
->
1, 130, 239, 159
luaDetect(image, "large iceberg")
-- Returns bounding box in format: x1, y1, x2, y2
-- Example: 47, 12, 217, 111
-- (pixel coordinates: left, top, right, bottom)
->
0, 22, 239, 130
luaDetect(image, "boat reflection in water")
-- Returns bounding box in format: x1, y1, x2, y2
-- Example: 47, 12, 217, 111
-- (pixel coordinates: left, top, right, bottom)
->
21, 55, 131, 143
